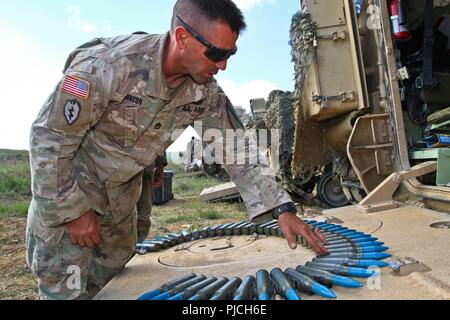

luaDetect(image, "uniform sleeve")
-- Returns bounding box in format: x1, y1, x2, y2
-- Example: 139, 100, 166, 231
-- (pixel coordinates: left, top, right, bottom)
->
29, 57, 120, 227
155, 153, 168, 167
201, 85, 293, 221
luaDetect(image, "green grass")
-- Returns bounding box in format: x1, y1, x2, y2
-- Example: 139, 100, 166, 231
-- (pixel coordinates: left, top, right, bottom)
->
0, 199, 30, 217
0, 149, 29, 162
0, 174, 31, 195
153, 170, 247, 232
173, 175, 223, 197
156, 202, 247, 231
0, 151, 31, 197
0, 151, 246, 225
0, 149, 32, 217
166, 160, 186, 175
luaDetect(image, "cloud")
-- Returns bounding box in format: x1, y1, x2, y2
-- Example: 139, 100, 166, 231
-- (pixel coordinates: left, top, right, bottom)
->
233, 0, 277, 11
216, 78, 279, 112
66, 5, 112, 33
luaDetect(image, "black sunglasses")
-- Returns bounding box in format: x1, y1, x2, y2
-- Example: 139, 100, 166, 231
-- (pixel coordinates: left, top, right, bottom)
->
176, 15, 237, 63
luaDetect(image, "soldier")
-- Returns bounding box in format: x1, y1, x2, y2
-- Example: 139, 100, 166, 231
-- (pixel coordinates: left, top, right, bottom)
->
26, 0, 329, 300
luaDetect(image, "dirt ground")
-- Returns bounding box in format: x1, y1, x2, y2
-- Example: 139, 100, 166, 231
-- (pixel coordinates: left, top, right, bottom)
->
0, 197, 246, 300
0, 217, 37, 300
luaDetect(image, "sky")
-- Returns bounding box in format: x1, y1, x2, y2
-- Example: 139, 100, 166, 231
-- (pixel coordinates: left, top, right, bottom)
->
0, 0, 300, 151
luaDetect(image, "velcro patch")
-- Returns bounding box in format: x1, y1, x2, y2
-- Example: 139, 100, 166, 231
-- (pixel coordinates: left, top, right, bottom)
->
61, 75, 90, 100
64, 99, 81, 125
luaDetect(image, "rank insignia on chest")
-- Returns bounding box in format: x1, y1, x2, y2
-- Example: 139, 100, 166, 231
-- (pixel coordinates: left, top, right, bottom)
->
61, 75, 90, 100
64, 100, 81, 125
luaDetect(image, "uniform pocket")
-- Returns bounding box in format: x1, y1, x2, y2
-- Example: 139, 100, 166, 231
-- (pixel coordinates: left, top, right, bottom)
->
124, 107, 138, 147
27, 228, 62, 285
106, 172, 143, 224
29, 128, 63, 200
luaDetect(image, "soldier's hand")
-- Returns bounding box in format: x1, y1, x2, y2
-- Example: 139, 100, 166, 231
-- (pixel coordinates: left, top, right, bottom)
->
278, 213, 329, 256
153, 165, 165, 189
67, 210, 102, 248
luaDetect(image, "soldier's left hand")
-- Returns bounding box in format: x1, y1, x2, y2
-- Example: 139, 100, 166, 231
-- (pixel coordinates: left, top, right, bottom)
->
153, 165, 165, 188
278, 213, 329, 256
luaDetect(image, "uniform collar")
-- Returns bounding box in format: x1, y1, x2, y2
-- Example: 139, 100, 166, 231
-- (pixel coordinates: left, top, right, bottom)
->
145, 32, 211, 106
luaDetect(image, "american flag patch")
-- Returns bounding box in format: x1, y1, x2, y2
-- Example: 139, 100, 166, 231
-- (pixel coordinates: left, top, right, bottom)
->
61, 75, 90, 100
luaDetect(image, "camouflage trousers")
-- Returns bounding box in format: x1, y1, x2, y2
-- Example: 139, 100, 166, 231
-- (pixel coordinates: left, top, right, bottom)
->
26, 212, 137, 300
136, 165, 154, 243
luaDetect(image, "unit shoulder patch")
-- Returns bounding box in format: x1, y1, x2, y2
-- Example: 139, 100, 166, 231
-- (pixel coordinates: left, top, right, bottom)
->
64, 99, 81, 125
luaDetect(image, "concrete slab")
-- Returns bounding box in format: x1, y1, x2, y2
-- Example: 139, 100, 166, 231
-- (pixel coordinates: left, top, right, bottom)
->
96, 205, 450, 300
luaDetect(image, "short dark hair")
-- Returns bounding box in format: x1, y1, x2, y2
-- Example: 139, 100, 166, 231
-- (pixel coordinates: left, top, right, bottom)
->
171, 0, 247, 35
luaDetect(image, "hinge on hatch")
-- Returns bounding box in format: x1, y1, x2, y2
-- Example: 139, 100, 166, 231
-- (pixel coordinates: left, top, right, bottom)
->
316, 30, 347, 41
312, 91, 356, 108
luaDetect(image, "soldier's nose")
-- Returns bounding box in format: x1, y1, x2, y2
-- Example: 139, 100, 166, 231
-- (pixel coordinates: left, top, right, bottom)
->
215, 60, 227, 71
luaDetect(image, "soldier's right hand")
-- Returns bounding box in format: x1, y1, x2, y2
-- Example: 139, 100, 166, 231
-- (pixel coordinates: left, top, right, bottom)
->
67, 210, 103, 248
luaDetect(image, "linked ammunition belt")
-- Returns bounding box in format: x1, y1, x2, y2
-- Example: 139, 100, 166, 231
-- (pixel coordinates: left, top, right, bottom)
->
135, 219, 391, 300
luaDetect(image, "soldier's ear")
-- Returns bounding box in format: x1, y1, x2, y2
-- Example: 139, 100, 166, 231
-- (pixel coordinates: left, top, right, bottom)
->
174, 26, 190, 50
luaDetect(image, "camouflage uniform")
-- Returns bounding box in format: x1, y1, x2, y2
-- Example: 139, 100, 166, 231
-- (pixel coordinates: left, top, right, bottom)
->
136, 154, 167, 243
26, 32, 293, 300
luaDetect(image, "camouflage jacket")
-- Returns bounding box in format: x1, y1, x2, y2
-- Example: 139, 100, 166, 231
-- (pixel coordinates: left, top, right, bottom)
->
28, 32, 292, 245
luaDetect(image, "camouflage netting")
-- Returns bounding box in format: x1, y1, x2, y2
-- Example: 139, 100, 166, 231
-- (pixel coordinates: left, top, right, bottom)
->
264, 90, 316, 197
289, 11, 323, 179
289, 11, 317, 103
264, 90, 295, 157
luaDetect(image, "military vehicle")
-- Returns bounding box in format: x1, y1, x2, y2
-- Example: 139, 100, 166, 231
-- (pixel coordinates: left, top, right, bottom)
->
262, 0, 450, 210
96, 0, 450, 300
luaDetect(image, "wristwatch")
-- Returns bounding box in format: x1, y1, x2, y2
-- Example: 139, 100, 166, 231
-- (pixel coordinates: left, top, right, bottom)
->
272, 202, 297, 220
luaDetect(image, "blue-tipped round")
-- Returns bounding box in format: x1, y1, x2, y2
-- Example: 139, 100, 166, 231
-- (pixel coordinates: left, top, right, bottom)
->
325, 235, 376, 242
285, 289, 302, 300
326, 241, 385, 250
136, 289, 161, 300
321, 225, 347, 231
352, 236, 378, 242
310, 222, 327, 228
150, 291, 172, 300
331, 276, 363, 288
347, 234, 376, 240
360, 246, 389, 253
328, 246, 390, 254
356, 241, 385, 248
188, 295, 200, 301
361, 252, 392, 260
258, 293, 272, 301
167, 293, 185, 301
356, 260, 390, 268
337, 230, 365, 236
311, 283, 336, 299
347, 267, 377, 278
